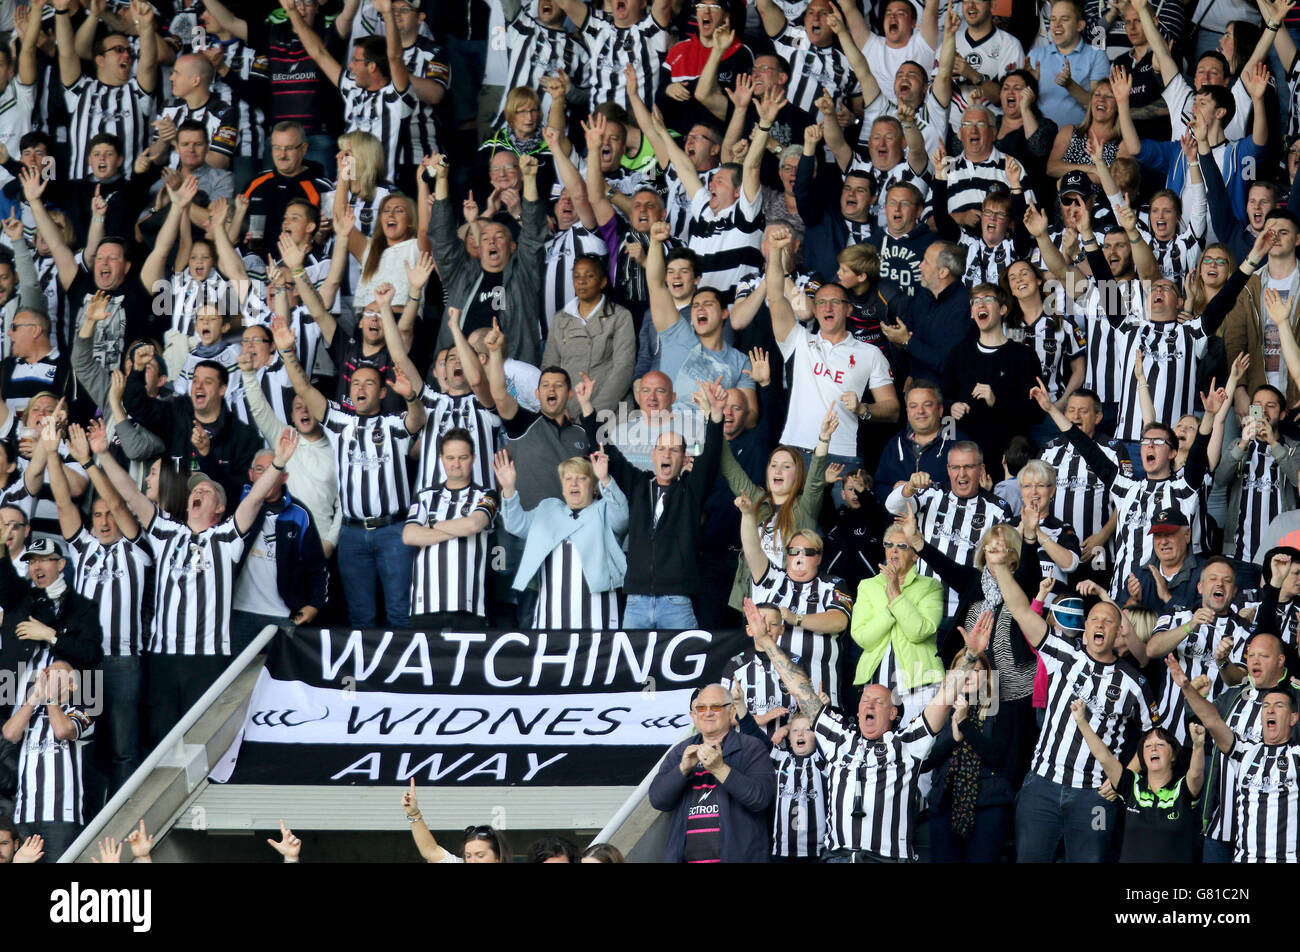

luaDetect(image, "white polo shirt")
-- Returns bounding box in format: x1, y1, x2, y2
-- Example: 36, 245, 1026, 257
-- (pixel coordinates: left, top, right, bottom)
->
777, 326, 892, 457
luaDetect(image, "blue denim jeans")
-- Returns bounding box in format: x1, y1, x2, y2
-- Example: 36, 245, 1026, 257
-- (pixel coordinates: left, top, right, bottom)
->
1015, 771, 1118, 862
337, 523, 414, 629
99, 655, 141, 794
1202, 836, 1234, 864
623, 594, 697, 630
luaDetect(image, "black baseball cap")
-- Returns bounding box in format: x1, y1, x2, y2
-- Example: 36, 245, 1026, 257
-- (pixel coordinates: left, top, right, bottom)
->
1058, 170, 1090, 200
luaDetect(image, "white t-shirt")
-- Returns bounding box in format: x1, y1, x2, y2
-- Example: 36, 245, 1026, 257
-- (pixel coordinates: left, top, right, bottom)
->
863, 33, 937, 104
231, 509, 291, 618
777, 327, 893, 457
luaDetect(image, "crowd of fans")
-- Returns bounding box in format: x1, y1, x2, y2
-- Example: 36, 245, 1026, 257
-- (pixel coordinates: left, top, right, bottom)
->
1, 0, 1300, 864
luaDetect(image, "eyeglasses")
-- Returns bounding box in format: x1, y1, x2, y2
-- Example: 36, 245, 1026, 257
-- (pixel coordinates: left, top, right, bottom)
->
1140, 438, 1170, 447
883, 541, 913, 550
101, 45, 131, 56
971, 295, 999, 306
242, 336, 271, 345
788, 546, 822, 556
692, 703, 732, 713
9, 323, 39, 330
960, 121, 992, 130
271, 144, 305, 153
982, 212, 1010, 222
1201, 256, 1229, 266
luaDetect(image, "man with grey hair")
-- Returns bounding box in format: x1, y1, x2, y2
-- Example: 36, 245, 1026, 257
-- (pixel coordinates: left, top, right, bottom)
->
648, 678, 775, 863
943, 105, 1009, 228
883, 241, 971, 385
884, 439, 1012, 614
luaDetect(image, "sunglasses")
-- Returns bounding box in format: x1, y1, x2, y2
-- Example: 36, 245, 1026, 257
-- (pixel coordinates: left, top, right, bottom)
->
693, 703, 731, 713
787, 546, 821, 556
883, 541, 913, 550
1140, 438, 1170, 447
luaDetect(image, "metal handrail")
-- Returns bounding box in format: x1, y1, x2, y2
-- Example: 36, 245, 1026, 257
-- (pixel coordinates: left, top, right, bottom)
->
58, 625, 279, 863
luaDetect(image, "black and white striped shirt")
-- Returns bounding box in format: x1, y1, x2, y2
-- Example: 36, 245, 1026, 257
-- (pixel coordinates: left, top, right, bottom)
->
495, 8, 590, 128
398, 37, 450, 167
66, 529, 152, 657
64, 75, 157, 174
142, 513, 246, 656
1224, 440, 1295, 562
203, 39, 269, 160
158, 94, 241, 165
544, 224, 611, 330
815, 707, 936, 860
770, 24, 861, 115
960, 235, 1018, 286
1111, 315, 1212, 442
579, 10, 669, 111
1204, 682, 1274, 843
944, 149, 1009, 216
1229, 737, 1300, 863
322, 403, 414, 520
168, 268, 232, 337
770, 747, 828, 859
1070, 278, 1145, 404
1108, 473, 1206, 600
684, 187, 764, 291
1032, 631, 1155, 788
721, 651, 796, 738
909, 487, 1012, 614
1041, 435, 1117, 548
1153, 608, 1251, 744
416, 388, 500, 492
229, 358, 298, 428
750, 563, 854, 707
533, 538, 620, 630
338, 74, 418, 182
12, 651, 94, 826
406, 484, 498, 617
666, 164, 715, 242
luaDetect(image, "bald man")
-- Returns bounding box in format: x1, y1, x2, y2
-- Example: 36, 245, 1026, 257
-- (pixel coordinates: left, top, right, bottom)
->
607, 370, 689, 472
648, 682, 775, 863
158, 52, 241, 170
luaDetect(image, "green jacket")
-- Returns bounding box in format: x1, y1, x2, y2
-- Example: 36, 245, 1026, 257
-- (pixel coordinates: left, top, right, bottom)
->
850, 568, 944, 692
722, 444, 827, 611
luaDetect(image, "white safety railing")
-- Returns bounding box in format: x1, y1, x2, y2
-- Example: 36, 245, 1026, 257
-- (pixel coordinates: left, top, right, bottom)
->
58, 625, 279, 863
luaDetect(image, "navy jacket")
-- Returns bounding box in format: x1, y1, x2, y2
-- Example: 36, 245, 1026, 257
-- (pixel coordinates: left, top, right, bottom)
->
901, 281, 972, 385
794, 152, 868, 279
649, 727, 776, 863
874, 427, 966, 505
238, 485, 329, 616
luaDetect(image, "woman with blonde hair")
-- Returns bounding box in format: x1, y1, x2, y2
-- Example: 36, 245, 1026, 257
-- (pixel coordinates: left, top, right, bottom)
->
477, 86, 557, 202
494, 448, 629, 629
1046, 77, 1129, 181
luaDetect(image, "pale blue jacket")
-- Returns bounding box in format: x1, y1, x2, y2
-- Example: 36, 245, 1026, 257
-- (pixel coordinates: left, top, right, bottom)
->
501, 480, 630, 593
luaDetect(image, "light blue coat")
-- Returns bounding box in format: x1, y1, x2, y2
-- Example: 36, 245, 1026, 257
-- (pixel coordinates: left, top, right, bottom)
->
501, 480, 630, 593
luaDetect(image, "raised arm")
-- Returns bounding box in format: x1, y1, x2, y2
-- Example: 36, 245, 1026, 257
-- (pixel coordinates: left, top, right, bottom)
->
744, 597, 824, 723
744, 91, 782, 203
201, 0, 248, 41
693, 23, 735, 120
234, 427, 300, 534
1165, 655, 1235, 750
131, 0, 159, 96
283, 0, 343, 87
142, 177, 197, 293
376, 0, 411, 92
17, 0, 45, 86
482, 319, 519, 420
89, 421, 154, 525
645, 221, 680, 334
21, 167, 78, 289
1069, 698, 1125, 787
827, 7, 880, 104
736, 497, 770, 582
765, 226, 797, 344
581, 113, 619, 225
270, 314, 329, 423
1131, 0, 1177, 83
543, 127, 597, 230
989, 559, 1048, 648
52, 0, 81, 88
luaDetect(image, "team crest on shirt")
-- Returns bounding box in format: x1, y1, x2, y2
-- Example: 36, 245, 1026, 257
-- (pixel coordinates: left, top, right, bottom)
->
371, 429, 385, 445
971, 514, 985, 530
1106, 685, 1121, 701
1149, 701, 1162, 723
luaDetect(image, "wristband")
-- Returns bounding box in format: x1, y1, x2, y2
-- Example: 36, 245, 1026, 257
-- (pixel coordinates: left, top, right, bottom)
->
1268, 21, 1282, 30
1030, 598, 1045, 614
54, 7, 69, 13
758, 123, 773, 132
407, 812, 422, 823
1183, 621, 1195, 635
291, 266, 307, 277
272, 461, 286, 472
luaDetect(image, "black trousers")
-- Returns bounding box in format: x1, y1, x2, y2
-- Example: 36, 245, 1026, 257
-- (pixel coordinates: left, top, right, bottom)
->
144, 654, 230, 748
410, 611, 482, 631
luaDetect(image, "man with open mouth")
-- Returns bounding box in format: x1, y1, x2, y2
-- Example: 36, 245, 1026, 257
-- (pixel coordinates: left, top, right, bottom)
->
1145, 556, 1252, 744
1169, 651, 1300, 863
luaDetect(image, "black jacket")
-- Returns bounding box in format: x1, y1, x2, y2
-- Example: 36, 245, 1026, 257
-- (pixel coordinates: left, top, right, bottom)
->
0, 556, 103, 680
581, 412, 723, 597
922, 706, 1020, 811
122, 368, 266, 504
922, 540, 1041, 669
